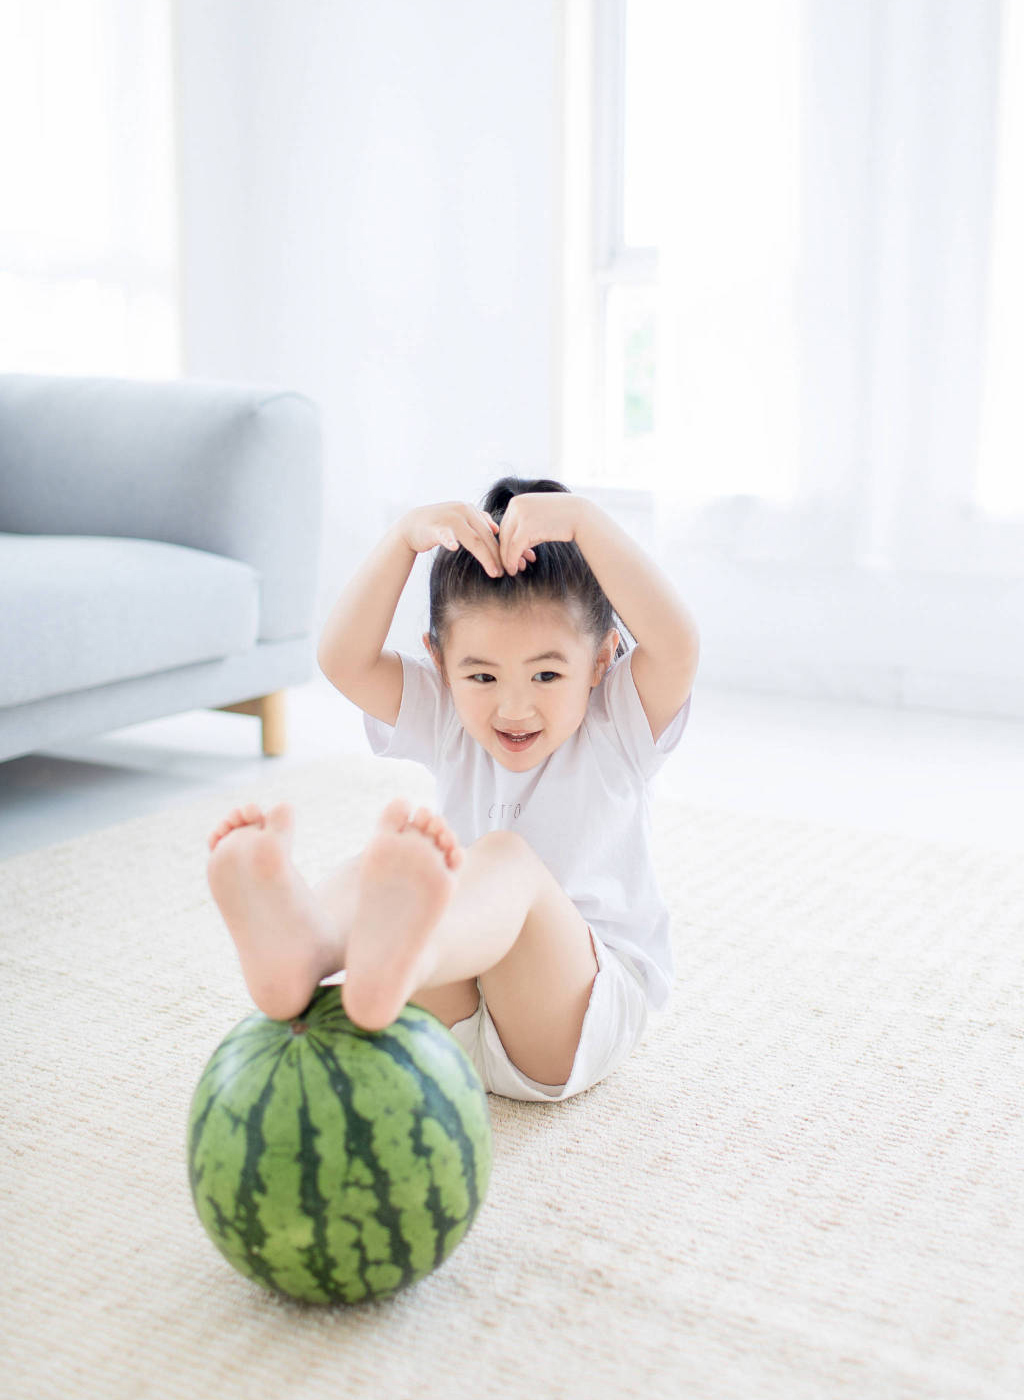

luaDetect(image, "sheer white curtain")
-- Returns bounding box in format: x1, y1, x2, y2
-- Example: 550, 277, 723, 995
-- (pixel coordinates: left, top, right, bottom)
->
0, 0, 180, 378
976, 0, 1024, 524
655, 0, 802, 516
655, 0, 1024, 580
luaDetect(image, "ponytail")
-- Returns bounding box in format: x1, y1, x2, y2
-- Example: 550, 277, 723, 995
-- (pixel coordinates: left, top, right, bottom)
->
426, 474, 634, 666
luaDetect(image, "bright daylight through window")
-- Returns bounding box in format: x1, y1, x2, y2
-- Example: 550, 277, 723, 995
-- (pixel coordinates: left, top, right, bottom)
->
566, 0, 1024, 529
579, 0, 802, 505
0, 0, 180, 378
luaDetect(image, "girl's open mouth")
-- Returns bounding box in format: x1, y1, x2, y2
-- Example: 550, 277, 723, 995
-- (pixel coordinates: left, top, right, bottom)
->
495, 728, 541, 753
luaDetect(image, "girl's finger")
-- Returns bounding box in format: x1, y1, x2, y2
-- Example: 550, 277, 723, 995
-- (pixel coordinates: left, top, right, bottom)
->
459, 534, 501, 579
444, 517, 501, 576
476, 547, 501, 577
498, 533, 512, 572
468, 517, 503, 575
503, 531, 524, 574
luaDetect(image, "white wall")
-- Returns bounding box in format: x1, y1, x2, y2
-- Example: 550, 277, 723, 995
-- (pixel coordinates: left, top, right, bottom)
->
174, 0, 557, 650
173, 4, 1024, 723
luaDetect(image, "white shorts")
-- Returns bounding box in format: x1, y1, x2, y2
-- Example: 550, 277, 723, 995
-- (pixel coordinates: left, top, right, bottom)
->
446, 927, 650, 1102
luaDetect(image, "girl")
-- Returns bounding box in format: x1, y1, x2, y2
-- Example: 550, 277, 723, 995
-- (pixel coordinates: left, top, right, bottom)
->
207, 477, 699, 1101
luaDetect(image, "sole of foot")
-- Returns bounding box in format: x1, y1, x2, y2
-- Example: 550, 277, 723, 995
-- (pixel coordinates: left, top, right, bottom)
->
206, 802, 336, 1021
341, 798, 463, 1031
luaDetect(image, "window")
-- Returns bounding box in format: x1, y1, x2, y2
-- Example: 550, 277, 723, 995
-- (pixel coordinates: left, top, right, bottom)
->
0, 0, 180, 379
560, 0, 1024, 576
562, 0, 802, 504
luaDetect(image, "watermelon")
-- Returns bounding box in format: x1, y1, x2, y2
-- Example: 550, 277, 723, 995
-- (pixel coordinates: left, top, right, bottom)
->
187, 984, 492, 1305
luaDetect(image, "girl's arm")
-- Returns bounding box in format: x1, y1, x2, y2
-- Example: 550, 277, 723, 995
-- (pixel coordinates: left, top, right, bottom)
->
318, 502, 504, 726
573, 500, 700, 743
316, 521, 415, 726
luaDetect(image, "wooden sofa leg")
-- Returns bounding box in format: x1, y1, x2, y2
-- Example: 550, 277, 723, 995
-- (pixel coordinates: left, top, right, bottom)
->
217, 691, 287, 756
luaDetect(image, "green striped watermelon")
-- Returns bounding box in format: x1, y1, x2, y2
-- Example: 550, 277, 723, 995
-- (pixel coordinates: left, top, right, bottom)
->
187, 984, 492, 1304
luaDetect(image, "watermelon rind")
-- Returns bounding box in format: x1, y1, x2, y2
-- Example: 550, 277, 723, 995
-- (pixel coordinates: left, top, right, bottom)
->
187, 985, 492, 1304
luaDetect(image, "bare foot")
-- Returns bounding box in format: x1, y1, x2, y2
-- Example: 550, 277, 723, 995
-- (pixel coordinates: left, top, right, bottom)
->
208, 802, 266, 852
342, 798, 464, 1030
206, 802, 340, 1021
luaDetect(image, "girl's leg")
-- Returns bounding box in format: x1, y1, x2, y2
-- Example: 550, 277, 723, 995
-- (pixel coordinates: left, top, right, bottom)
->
207, 801, 481, 1025
311, 856, 481, 1027
336, 806, 598, 1085
208, 798, 598, 1085
207, 802, 346, 1020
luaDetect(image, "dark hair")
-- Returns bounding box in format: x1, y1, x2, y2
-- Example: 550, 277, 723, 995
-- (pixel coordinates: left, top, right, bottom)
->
426, 475, 634, 672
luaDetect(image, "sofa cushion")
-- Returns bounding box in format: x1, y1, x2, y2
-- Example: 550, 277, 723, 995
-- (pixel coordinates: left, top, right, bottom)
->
0, 375, 322, 643
0, 534, 260, 708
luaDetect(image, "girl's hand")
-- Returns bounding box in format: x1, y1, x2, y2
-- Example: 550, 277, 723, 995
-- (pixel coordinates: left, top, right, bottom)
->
401, 502, 505, 578
497, 492, 582, 574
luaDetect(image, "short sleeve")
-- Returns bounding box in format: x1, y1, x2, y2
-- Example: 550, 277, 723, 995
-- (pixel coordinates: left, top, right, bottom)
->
363, 651, 450, 769
597, 649, 692, 779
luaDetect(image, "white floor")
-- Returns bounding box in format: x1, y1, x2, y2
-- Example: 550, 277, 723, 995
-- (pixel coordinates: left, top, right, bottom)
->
1, 674, 1022, 862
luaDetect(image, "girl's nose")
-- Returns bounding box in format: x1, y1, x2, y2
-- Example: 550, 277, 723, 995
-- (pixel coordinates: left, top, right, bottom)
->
497, 712, 536, 726
497, 700, 537, 725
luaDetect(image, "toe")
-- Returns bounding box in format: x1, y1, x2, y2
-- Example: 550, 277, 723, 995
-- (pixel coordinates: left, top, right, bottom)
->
266, 802, 294, 835
379, 797, 413, 833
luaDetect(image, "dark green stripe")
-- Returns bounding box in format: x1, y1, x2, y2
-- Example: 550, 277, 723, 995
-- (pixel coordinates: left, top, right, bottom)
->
304, 1030, 415, 1297
204, 1039, 290, 1293
188, 988, 491, 1304
293, 1049, 344, 1298
372, 1023, 487, 1265
187, 1021, 283, 1200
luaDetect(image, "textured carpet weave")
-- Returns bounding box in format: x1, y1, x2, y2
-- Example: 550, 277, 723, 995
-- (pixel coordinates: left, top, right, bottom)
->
1, 752, 1021, 1400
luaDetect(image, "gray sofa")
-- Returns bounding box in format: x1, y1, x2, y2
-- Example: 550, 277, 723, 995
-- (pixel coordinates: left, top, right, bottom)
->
0, 373, 323, 764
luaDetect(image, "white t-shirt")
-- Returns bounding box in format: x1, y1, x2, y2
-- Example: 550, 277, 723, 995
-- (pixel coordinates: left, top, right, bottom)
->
363, 648, 691, 1012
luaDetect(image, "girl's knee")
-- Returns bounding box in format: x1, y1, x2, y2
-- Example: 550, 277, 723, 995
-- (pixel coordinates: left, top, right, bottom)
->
471, 828, 531, 862
410, 978, 480, 1028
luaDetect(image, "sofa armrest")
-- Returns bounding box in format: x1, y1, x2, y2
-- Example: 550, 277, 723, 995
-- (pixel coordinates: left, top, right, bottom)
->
0, 373, 322, 643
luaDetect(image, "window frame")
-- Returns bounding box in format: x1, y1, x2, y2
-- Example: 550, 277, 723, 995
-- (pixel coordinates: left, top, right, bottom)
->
557, 0, 660, 498
558, 0, 1024, 580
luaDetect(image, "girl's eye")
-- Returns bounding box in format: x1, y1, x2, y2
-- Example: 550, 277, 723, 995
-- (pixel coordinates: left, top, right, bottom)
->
466, 672, 560, 683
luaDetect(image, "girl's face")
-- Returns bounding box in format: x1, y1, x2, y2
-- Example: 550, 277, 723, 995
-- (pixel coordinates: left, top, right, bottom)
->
425, 600, 619, 770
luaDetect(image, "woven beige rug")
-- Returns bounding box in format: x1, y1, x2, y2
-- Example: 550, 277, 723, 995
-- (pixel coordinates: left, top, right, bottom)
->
1, 751, 1021, 1400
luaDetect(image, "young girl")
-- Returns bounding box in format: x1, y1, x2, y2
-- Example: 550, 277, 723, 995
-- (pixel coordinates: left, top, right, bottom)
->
207, 477, 699, 1102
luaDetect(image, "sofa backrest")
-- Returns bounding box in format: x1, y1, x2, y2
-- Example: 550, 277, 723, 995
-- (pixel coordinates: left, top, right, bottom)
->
0, 373, 323, 643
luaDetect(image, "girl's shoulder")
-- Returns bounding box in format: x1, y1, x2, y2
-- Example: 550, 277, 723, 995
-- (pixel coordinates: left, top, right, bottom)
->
363, 649, 452, 767
586, 649, 691, 779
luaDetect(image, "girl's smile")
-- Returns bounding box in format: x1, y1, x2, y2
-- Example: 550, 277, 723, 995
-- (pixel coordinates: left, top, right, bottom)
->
494, 728, 542, 754
424, 601, 619, 770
